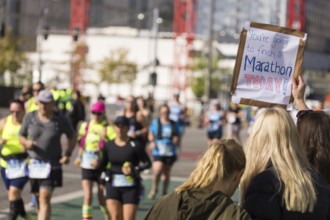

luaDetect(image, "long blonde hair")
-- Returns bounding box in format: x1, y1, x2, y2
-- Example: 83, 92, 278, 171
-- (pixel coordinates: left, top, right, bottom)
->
240, 107, 316, 212
176, 139, 245, 192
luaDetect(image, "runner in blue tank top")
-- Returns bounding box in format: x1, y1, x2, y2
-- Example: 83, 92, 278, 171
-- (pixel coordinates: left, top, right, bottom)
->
148, 104, 179, 200
204, 101, 225, 146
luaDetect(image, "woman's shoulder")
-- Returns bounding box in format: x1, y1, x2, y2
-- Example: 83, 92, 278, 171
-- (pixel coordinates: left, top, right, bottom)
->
246, 168, 282, 195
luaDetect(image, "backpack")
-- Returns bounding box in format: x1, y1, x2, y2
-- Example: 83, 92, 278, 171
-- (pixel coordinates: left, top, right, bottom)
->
156, 119, 177, 139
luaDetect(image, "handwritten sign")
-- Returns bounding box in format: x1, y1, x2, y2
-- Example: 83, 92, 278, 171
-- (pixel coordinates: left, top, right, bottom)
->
231, 22, 307, 108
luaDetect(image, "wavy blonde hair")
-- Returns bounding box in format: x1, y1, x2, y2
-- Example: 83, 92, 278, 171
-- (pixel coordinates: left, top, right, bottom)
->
175, 139, 245, 192
240, 107, 316, 212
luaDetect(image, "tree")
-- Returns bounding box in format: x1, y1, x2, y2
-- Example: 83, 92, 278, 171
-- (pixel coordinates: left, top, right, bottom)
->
190, 54, 231, 98
0, 30, 28, 86
99, 48, 137, 84
191, 75, 220, 99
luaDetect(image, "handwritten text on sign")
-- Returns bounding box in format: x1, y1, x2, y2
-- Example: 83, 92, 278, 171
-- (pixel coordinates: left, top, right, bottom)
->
233, 24, 302, 105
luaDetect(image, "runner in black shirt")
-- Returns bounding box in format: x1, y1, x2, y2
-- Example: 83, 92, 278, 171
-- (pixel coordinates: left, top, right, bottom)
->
102, 116, 151, 220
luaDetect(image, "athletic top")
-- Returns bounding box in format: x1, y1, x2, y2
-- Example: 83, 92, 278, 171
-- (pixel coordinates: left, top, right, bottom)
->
26, 97, 38, 113
149, 119, 178, 157
102, 140, 151, 180
0, 115, 27, 167
207, 111, 223, 132
78, 120, 116, 152
169, 102, 183, 123
19, 111, 75, 164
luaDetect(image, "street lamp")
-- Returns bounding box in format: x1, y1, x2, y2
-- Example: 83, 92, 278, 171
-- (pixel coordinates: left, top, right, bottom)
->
37, 0, 47, 82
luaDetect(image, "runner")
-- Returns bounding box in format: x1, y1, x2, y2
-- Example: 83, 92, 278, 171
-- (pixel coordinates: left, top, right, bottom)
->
148, 104, 179, 199
168, 93, 187, 148
25, 81, 45, 113
74, 100, 115, 220
123, 96, 148, 148
204, 101, 225, 146
101, 116, 151, 220
19, 90, 76, 220
0, 100, 31, 220
226, 102, 242, 143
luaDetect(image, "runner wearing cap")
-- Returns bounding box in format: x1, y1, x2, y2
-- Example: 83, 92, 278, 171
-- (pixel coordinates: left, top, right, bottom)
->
101, 116, 151, 220
0, 100, 32, 220
74, 100, 116, 220
19, 89, 76, 220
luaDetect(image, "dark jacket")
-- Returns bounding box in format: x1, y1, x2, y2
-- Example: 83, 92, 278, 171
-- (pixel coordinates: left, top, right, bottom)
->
243, 168, 330, 220
144, 188, 251, 220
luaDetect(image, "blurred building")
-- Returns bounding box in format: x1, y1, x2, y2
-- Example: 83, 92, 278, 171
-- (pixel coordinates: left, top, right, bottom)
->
3, 0, 173, 51
197, 0, 287, 42
288, 0, 330, 99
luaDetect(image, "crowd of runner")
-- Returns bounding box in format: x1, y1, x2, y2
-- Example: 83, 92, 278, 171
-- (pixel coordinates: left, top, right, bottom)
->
1, 76, 330, 220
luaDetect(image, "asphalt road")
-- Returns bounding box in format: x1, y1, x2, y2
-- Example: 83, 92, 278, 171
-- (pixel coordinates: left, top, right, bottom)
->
0, 126, 212, 218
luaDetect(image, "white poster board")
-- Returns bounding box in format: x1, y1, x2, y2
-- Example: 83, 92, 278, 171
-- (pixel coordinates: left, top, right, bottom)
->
231, 22, 307, 108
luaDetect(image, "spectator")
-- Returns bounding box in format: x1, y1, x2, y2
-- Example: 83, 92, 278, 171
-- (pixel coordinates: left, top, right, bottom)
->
144, 139, 251, 220
293, 76, 330, 184
240, 107, 330, 220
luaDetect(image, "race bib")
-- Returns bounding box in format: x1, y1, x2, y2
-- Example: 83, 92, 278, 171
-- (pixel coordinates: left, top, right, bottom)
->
209, 123, 219, 131
112, 174, 135, 187
81, 151, 100, 170
6, 159, 28, 179
29, 159, 51, 179
157, 142, 174, 156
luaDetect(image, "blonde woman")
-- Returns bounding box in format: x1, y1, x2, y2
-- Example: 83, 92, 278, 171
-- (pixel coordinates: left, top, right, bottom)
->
144, 139, 251, 220
240, 107, 330, 220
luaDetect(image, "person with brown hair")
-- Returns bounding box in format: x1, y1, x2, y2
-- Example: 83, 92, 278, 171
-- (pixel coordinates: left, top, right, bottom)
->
293, 75, 330, 184
144, 139, 251, 220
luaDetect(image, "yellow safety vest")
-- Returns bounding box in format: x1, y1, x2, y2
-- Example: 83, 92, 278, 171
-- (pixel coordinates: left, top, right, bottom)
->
0, 115, 25, 167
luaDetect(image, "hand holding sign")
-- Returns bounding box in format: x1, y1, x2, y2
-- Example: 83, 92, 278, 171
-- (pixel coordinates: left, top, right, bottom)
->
231, 22, 307, 108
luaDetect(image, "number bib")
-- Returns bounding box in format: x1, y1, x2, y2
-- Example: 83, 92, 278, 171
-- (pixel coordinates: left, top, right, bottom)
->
112, 174, 135, 187
81, 151, 100, 170
209, 122, 219, 131
29, 159, 51, 179
6, 159, 28, 179
157, 142, 174, 156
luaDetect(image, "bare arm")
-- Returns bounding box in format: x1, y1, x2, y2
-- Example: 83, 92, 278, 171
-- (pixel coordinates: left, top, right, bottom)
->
292, 75, 309, 110
0, 118, 6, 144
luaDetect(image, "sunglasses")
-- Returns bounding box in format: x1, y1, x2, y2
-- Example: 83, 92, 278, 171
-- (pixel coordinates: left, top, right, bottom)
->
10, 110, 22, 114
92, 112, 102, 115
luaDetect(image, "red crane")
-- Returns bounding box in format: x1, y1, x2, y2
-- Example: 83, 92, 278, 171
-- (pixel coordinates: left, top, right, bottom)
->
70, 0, 90, 40
173, 0, 197, 96
70, 0, 90, 90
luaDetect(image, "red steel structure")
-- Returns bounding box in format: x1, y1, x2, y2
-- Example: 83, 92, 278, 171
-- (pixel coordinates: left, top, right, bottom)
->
287, 0, 305, 31
173, 0, 197, 94
70, 0, 90, 39
70, 0, 90, 90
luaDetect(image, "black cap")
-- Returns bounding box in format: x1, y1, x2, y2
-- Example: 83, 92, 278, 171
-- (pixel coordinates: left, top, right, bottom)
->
114, 116, 130, 127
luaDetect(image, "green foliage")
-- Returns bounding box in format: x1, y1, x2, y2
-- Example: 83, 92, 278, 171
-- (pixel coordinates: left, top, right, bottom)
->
190, 55, 221, 98
191, 76, 204, 98
0, 30, 27, 85
99, 48, 137, 84
191, 76, 220, 99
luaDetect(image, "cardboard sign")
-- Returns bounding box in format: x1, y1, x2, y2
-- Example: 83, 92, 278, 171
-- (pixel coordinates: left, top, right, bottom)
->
231, 22, 307, 108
